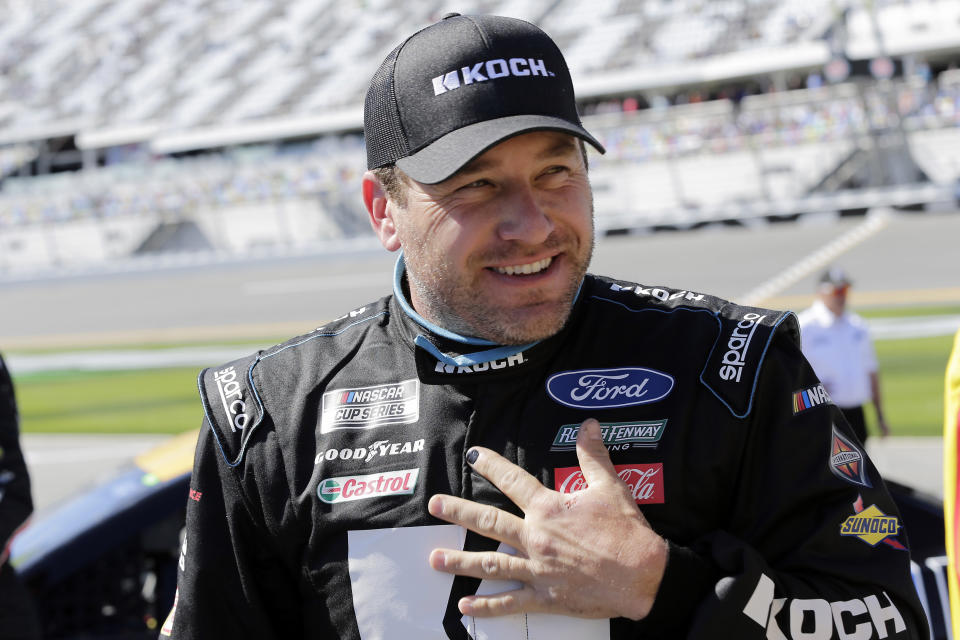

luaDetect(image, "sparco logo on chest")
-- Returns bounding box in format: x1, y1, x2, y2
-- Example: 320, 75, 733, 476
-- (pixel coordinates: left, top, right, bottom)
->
718, 312, 766, 383
546, 367, 674, 409
555, 463, 664, 504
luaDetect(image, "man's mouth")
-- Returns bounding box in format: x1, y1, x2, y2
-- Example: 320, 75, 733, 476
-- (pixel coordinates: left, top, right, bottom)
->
492, 256, 553, 276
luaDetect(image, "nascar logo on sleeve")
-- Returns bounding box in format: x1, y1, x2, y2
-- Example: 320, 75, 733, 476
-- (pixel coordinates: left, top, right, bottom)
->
793, 383, 832, 414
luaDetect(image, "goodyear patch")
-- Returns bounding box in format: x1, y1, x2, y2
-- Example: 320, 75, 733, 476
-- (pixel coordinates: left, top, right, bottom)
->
793, 383, 832, 414
551, 420, 667, 451
320, 379, 419, 434
840, 495, 906, 550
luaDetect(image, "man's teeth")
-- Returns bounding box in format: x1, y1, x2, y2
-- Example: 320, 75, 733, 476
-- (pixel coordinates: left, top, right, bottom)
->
494, 257, 552, 276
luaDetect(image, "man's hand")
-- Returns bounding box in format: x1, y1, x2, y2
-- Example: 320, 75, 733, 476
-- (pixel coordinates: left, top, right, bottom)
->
427, 418, 667, 621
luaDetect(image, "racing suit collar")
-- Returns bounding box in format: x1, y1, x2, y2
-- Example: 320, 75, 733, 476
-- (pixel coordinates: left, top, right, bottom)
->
392, 253, 585, 374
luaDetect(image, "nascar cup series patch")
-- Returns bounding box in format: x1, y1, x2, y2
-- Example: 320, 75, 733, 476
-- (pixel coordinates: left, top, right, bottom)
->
320, 379, 419, 434
829, 425, 872, 488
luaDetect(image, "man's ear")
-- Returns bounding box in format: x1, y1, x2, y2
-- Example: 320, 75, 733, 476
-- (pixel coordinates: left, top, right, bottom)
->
362, 170, 401, 252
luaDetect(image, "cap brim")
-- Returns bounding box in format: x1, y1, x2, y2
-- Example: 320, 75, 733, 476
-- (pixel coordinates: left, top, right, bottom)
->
395, 114, 605, 184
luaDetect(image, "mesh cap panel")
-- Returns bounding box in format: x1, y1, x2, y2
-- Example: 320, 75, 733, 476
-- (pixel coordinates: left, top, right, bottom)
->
364, 44, 408, 170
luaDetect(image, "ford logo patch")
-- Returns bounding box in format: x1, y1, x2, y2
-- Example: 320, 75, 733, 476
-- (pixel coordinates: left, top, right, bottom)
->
546, 367, 674, 409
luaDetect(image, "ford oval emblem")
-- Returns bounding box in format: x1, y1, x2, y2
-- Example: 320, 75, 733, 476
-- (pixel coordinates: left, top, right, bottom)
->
546, 367, 674, 409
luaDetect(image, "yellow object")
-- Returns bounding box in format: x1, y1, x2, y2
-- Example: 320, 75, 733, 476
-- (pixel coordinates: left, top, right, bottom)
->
840, 504, 901, 547
134, 429, 199, 483
945, 328, 960, 639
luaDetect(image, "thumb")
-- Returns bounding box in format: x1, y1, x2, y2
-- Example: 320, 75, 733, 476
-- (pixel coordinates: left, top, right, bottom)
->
574, 418, 619, 488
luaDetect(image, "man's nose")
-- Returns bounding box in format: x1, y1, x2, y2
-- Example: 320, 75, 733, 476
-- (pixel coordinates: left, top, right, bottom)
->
496, 186, 554, 244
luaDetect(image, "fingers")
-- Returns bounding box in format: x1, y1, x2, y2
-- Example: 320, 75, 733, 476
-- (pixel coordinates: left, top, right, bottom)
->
428, 493, 525, 547
574, 418, 619, 488
429, 547, 528, 582
458, 587, 538, 618
463, 446, 546, 510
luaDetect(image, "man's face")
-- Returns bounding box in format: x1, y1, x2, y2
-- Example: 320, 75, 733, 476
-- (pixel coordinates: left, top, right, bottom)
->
390, 131, 594, 344
820, 284, 849, 317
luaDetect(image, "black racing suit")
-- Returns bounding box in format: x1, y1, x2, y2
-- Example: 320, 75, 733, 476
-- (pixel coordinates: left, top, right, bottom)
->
163, 272, 928, 639
0, 354, 41, 640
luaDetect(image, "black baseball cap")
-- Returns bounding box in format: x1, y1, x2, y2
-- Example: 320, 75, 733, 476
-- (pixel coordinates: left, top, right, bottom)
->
819, 267, 852, 289
364, 13, 604, 184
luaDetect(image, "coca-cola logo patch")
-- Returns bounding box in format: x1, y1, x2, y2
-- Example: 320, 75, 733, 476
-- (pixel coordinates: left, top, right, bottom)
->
554, 463, 665, 504
546, 367, 674, 409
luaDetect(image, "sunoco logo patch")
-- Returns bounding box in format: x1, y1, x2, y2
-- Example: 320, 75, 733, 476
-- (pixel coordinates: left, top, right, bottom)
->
320, 379, 419, 434
317, 468, 419, 504
551, 420, 667, 451
840, 495, 906, 550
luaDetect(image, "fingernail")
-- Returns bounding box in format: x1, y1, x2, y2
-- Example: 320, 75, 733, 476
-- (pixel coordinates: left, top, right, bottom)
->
586, 420, 602, 440
466, 448, 479, 465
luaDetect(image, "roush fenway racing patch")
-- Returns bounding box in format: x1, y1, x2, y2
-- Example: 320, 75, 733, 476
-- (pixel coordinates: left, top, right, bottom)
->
554, 463, 664, 504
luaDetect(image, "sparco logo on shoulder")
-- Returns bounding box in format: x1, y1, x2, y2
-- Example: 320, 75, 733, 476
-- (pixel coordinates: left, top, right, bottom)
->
546, 367, 674, 409
718, 312, 766, 383
214, 366, 249, 433
432, 58, 553, 95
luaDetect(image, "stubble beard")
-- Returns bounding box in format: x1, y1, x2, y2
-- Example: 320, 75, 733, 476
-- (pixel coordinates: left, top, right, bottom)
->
404, 229, 594, 345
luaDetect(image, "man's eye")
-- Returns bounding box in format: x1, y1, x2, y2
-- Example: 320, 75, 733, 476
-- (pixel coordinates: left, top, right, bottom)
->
461, 179, 490, 189
543, 165, 569, 176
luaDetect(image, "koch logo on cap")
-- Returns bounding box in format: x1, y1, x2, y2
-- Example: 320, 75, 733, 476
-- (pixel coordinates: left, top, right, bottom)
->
364, 13, 604, 184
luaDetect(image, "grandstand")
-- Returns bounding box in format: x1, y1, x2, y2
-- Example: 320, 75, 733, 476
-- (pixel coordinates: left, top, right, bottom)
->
1, 0, 959, 276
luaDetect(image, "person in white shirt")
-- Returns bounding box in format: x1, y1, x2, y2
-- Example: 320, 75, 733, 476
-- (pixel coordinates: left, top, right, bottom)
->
798, 267, 890, 443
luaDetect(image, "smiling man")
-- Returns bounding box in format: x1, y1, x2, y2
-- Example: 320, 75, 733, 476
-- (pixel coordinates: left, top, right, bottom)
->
163, 13, 928, 640
366, 131, 594, 345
